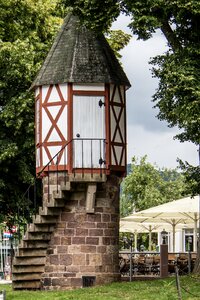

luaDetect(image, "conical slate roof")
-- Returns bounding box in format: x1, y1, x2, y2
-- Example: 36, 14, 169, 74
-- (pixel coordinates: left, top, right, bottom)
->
31, 14, 131, 89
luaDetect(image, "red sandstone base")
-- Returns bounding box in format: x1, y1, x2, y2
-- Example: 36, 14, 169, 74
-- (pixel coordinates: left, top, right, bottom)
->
41, 175, 121, 290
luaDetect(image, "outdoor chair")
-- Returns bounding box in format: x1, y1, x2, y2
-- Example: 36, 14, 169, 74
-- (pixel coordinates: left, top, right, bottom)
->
136, 255, 146, 275
151, 255, 160, 275
177, 254, 188, 275
191, 253, 197, 271
119, 256, 130, 276
168, 254, 176, 274
144, 256, 154, 274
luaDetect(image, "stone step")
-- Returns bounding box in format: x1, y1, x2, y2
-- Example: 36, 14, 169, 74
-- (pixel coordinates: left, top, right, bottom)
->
13, 256, 46, 266
28, 223, 54, 233
60, 181, 71, 191
12, 182, 70, 290
44, 186, 69, 202
69, 173, 107, 182
23, 232, 51, 241
12, 265, 45, 273
12, 272, 42, 281
45, 198, 65, 207
12, 280, 41, 289
16, 248, 47, 257
39, 206, 61, 216
33, 214, 58, 224
52, 189, 63, 200
20, 240, 49, 249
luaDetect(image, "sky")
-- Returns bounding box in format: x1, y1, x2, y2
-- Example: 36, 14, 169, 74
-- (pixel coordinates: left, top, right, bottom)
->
112, 15, 199, 169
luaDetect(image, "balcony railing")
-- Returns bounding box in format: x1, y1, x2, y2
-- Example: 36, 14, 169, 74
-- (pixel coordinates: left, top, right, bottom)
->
16, 138, 107, 239
119, 251, 197, 280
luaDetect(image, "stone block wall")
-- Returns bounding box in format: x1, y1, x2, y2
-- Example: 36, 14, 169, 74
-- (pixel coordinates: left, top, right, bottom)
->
41, 174, 121, 290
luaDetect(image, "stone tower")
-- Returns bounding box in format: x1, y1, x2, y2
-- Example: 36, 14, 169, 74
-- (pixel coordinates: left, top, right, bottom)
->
12, 14, 131, 290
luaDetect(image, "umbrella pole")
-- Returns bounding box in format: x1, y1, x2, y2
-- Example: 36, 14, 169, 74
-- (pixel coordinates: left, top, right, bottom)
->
149, 226, 152, 251
194, 214, 197, 252
134, 232, 138, 251
172, 222, 176, 253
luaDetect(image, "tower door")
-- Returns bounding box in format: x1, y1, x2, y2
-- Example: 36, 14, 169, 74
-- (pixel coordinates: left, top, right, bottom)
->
73, 95, 105, 168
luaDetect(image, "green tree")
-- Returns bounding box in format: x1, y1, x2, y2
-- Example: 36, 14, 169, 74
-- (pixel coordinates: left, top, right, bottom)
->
57, 0, 120, 32
120, 156, 189, 217
62, 0, 200, 190
0, 0, 62, 224
0, 0, 131, 225
106, 29, 131, 59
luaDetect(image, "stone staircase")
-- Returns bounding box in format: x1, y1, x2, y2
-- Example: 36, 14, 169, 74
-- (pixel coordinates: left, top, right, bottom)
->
12, 184, 70, 290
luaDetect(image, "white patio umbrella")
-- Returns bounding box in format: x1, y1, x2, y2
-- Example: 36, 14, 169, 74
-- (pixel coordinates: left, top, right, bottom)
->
120, 219, 189, 251
121, 196, 199, 252
135, 196, 199, 251
120, 220, 177, 251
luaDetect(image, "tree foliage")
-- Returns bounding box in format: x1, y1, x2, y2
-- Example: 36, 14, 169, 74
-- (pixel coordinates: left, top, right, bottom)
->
0, 0, 132, 225
63, 0, 200, 194
106, 29, 132, 59
126, 0, 200, 145
0, 0, 62, 223
178, 158, 200, 196
62, 0, 200, 144
120, 156, 189, 217
58, 0, 120, 32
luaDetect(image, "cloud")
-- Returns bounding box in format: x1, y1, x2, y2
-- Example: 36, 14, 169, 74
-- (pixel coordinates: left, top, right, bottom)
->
127, 125, 198, 168
126, 84, 170, 133
120, 30, 170, 132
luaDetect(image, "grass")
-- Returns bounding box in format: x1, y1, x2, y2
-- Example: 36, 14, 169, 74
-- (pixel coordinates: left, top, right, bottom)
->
1, 276, 200, 300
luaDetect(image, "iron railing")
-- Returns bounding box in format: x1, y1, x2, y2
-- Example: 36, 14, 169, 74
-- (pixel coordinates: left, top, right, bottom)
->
16, 138, 107, 239
119, 251, 197, 280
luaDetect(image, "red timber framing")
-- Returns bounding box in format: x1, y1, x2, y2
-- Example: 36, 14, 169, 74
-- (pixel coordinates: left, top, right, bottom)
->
67, 83, 73, 173
35, 87, 42, 171
35, 83, 126, 176
109, 85, 127, 175
36, 84, 68, 174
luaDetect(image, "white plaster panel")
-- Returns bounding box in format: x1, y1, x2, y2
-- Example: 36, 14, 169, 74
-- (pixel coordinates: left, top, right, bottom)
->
36, 100, 40, 144
121, 148, 125, 166
42, 146, 62, 165
48, 128, 62, 142
111, 147, 116, 165
110, 108, 116, 141
119, 109, 125, 143
113, 105, 121, 120
47, 105, 61, 120
41, 85, 49, 103
59, 147, 68, 165
57, 106, 68, 140
48, 85, 61, 102
120, 86, 125, 103
73, 83, 105, 91
115, 130, 121, 144
42, 147, 50, 166
42, 108, 52, 141
113, 87, 121, 103
110, 106, 125, 143
48, 146, 62, 164
36, 148, 40, 168
114, 145, 123, 165
59, 83, 68, 100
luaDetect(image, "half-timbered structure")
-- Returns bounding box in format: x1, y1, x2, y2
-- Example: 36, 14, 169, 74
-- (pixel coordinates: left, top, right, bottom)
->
12, 14, 131, 290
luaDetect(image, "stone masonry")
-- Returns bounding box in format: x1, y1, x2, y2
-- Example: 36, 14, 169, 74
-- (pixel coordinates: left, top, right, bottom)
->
41, 173, 121, 290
